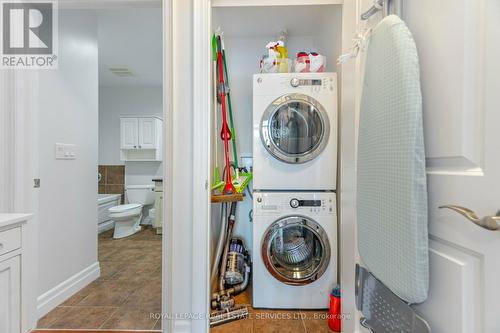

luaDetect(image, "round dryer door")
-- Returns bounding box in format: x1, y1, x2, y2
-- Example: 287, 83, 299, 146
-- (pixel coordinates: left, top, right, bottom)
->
261, 216, 331, 285
260, 93, 330, 164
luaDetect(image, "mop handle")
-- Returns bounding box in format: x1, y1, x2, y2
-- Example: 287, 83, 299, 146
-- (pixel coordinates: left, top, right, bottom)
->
216, 41, 235, 194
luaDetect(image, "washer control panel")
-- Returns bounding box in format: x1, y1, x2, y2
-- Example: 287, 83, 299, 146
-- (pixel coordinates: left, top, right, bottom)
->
254, 192, 336, 215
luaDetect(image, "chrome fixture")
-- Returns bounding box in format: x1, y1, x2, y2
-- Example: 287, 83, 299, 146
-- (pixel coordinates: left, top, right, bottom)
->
361, 0, 403, 20
439, 205, 500, 231
261, 216, 330, 285
260, 93, 330, 164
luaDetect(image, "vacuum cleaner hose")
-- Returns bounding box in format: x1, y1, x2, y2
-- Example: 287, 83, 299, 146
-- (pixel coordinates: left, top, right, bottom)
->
211, 203, 228, 285
211, 263, 250, 302
219, 203, 237, 292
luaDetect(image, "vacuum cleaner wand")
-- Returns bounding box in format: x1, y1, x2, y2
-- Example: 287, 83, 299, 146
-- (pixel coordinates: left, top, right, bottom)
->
210, 202, 251, 327
210, 305, 249, 327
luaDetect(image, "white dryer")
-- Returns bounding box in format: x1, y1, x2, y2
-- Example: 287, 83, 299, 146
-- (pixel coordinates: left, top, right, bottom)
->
252, 192, 337, 309
253, 73, 337, 191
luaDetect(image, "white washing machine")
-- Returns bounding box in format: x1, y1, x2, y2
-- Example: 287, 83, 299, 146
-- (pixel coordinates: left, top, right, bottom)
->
252, 192, 337, 309
253, 73, 337, 191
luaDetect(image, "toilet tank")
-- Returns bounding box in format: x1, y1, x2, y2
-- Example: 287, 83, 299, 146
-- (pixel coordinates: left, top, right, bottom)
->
126, 185, 155, 205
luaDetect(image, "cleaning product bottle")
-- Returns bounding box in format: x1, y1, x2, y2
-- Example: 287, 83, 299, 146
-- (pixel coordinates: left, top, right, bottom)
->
276, 44, 289, 73
309, 52, 325, 72
328, 285, 341, 332
295, 51, 310, 72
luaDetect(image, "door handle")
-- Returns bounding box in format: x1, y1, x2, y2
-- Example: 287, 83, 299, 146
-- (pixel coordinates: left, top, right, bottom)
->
439, 205, 500, 231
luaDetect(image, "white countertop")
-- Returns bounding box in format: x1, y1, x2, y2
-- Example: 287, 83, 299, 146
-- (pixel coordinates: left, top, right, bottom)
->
0, 214, 33, 229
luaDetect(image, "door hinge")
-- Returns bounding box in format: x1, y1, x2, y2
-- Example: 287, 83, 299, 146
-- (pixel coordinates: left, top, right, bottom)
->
34, 178, 40, 188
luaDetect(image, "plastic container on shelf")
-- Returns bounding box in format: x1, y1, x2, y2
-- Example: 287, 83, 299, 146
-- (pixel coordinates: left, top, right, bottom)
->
260, 56, 292, 73
293, 52, 326, 73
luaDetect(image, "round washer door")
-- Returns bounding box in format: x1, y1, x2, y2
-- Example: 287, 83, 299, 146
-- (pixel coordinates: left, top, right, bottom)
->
260, 93, 330, 164
261, 216, 331, 285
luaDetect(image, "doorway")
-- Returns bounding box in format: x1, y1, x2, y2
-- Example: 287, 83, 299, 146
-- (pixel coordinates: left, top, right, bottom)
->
33, 2, 164, 331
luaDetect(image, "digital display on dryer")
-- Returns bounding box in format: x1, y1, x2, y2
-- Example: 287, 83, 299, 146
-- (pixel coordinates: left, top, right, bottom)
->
299, 200, 321, 207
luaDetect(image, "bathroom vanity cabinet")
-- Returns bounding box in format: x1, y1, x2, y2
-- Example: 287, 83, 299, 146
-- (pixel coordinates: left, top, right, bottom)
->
0, 214, 33, 333
153, 178, 163, 235
120, 116, 163, 161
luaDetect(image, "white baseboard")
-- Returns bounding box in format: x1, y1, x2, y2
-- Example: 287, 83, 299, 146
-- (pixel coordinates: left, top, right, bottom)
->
36, 262, 100, 319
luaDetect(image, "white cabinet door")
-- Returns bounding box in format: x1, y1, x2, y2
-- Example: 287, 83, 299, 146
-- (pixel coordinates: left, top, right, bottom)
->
0, 256, 21, 333
138, 118, 157, 149
120, 118, 138, 149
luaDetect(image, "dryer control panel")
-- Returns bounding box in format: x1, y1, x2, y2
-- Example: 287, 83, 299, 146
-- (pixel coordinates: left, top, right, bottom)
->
253, 72, 337, 95
254, 192, 336, 216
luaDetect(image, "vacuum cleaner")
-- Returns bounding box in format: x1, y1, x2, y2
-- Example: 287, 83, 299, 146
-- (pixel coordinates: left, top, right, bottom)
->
210, 202, 251, 327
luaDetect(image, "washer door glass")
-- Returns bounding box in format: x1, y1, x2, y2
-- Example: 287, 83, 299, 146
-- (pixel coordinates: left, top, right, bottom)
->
261, 93, 330, 164
261, 216, 331, 285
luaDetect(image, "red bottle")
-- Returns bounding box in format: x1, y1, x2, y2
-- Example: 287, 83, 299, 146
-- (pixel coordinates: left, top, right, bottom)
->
328, 286, 341, 332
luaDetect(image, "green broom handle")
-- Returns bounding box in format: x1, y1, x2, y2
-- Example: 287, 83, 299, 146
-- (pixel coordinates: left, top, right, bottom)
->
222, 48, 239, 169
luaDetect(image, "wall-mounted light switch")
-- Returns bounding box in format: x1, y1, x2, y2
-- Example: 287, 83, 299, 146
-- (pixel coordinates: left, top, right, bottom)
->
55, 143, 77, 160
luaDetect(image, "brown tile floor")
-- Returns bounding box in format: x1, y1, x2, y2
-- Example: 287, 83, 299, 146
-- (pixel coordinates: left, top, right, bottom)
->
211, 288, 331, 333
37, 227, 162, 331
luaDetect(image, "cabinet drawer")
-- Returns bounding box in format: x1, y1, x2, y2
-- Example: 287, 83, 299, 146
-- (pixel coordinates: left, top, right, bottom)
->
0, 227, 21, 257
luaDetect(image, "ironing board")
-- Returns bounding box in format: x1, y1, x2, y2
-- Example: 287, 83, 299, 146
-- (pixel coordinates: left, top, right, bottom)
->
357, 15, 429, 305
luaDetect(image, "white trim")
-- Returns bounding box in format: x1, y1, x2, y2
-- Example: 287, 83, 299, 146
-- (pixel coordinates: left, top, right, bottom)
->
339, 1, 361, 332
36, 262, 100, 319
162, 0, 173, 332
59, 0, 162, 9
212, 0, 343, 7
174, 320, 192, 333
192, 0, 212, 332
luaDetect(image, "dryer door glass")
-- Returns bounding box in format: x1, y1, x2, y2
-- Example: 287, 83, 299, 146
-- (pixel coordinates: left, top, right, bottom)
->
262, 216, 331, 285
261, 93, 330, 164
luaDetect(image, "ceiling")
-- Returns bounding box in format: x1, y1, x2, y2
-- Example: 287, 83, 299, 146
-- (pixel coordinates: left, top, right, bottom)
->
98, 7, 162, 87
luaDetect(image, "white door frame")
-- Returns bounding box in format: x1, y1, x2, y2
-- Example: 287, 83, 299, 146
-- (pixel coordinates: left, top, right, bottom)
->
0, 1, 176, 332
162, 0, 174, 332
187, 1, 359, 332
1, 1, 360, 332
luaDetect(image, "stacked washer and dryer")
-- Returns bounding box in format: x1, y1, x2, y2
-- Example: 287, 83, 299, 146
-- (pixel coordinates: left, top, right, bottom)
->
252, 72, 338, 309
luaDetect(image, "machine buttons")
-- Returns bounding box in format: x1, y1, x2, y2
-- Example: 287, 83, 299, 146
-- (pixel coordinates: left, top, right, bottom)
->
290, 77, 300, 88
290, 198, 300, 208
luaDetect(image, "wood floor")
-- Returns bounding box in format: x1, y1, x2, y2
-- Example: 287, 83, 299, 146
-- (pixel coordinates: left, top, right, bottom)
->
36, 227, 162, 331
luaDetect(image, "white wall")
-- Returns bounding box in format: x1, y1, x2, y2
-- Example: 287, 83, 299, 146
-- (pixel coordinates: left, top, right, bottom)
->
210, 5, 342, 253
37, 9, 99, 310
98, 85, 163, 185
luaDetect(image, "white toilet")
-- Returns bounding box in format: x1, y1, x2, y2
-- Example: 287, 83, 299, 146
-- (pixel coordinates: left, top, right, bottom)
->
108, 184, 155, 239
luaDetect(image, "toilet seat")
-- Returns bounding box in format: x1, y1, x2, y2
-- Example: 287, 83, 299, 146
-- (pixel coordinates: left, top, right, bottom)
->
108, 203, 143, 239
109, 203, 142, 213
